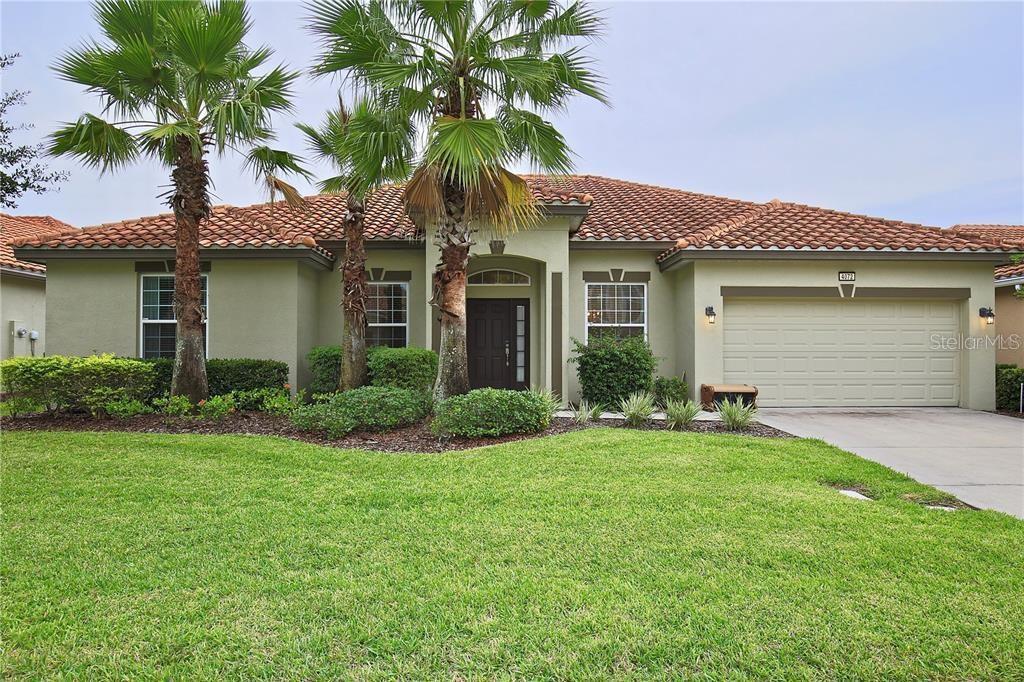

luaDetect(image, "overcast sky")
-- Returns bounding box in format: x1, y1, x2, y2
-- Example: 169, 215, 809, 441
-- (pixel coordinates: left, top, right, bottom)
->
2, 0, 1022, 228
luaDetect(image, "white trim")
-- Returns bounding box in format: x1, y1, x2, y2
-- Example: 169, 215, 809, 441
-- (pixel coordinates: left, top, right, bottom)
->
366, 281, 409, 347
585, 282, 648, 342
138, 273, 209, 359
467, 268, 532, 286
996, 276, 1024, 287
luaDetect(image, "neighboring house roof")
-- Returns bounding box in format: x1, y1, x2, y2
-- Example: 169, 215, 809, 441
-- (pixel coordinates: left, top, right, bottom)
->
12, 176, 1020, 264
950, 224, 1024, 247
948, 225, 1024, 285
995, 261, 1024, 283
1, 213, 77, 275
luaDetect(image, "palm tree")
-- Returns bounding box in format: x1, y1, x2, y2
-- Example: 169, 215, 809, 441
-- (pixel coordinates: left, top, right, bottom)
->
297, 99, 413, 389
49, 0, 306, 402
307, 0, 607, 401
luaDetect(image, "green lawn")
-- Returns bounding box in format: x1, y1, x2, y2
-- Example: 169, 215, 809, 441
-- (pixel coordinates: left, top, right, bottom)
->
3, 430, 1022, 680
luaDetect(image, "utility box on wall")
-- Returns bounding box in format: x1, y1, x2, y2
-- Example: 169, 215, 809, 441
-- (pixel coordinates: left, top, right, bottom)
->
7, 319, 30, 358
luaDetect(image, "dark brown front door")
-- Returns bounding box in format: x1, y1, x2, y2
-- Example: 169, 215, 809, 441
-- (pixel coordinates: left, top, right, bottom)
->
467, 298, 528, 390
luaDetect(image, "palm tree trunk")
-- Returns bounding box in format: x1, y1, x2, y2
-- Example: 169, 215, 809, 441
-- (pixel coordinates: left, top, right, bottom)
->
432, 184, 471, 402
340, 193, 368, 390
169, 134, 211, 402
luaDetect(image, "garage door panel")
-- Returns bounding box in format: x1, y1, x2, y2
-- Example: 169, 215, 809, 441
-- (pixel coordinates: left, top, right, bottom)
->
723, 298, 960, 407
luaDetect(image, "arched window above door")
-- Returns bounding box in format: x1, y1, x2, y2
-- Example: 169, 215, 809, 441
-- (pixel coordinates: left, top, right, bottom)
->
467, 269, 531, 286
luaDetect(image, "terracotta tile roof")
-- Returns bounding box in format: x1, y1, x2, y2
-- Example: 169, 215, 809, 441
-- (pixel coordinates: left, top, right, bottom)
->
14, 176, 1022, 262
656, 200, 1020, 262
524, 174, 758, 241
950, 224, 1024, 247
13, 203, 335, 259
1, 213, 76, 274
995, 261, 1024, 282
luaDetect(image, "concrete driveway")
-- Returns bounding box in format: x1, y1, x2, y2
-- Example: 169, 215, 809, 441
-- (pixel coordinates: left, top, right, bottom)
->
757, 408, 1024, 518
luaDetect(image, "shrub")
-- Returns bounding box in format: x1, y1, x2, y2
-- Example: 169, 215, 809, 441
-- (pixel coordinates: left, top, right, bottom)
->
104, 398, 153, 419
718, 397, 758, 431
153, 394, 194, 418
570, 334, 655, 407
653, 376, 689, 408
230, 387, 285, 412
431, 388, 553, 437
570, 400, 603, 425
261, 389, 305, 416
307, 345, 342, 394
618, 391, 655, 427
368, 346, 438, 391
1, 355, 155, 414
146, 357, 289, 400
197, 394, 235, 421
996, 365, 1024, 411
665, 399, 701, 430
290, 386, 431, 438
529, 387, 562, 422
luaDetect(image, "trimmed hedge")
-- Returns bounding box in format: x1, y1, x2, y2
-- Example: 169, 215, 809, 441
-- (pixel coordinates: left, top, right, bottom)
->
996, 364, 1024, 411
1, 355, 155, 415
368, 346, 438, 391
146, 357, 289, 399
307, 345, 343, 395
431, 388, 554, 437
570, 333, 656, 408
307, 345, 439, 394
653, 376, 689, 408
290, 386, 432, 438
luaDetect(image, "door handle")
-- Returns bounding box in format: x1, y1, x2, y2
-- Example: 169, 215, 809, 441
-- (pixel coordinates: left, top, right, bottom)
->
504, 340, 510, 366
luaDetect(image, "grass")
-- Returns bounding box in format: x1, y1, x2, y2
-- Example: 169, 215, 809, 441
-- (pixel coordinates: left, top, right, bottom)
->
3, 429, 1022, 680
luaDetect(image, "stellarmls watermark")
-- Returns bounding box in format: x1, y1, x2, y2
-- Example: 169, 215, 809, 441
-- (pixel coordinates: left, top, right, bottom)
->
930, 334, 1022, 351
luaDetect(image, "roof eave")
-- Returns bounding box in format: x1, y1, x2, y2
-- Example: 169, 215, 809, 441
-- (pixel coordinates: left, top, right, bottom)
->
13, 245, 335, 269
658, 247, 1018, 272
0, 265, 46, 280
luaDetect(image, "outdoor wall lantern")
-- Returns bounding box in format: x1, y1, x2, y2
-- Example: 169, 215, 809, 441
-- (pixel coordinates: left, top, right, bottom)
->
705, 306, 717, 324
979, 307, 995, 325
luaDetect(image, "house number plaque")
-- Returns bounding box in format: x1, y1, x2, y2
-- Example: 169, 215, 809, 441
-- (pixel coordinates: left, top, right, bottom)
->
838, 272, 856, 282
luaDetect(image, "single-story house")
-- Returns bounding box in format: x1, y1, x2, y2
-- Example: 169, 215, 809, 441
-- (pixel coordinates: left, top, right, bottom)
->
13, 175, 1020, 409
950, 224, 1024, 367
1, 213, 76, 359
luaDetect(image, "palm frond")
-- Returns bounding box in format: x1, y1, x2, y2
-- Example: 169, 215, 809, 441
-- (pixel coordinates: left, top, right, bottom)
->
48, 114, 141, 173
496, 106, 573, 174
244, 146, 312, 181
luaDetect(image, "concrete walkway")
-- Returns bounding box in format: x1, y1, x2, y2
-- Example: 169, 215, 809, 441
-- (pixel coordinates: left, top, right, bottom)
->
757, 408, 1024, 518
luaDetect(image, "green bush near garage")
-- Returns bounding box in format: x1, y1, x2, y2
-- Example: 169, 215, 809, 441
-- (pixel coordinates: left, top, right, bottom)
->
570, 333, 656, 408
995, 364, 1024, 411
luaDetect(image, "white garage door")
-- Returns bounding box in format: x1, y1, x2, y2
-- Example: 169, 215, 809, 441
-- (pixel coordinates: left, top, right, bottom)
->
723, 298, 961, 407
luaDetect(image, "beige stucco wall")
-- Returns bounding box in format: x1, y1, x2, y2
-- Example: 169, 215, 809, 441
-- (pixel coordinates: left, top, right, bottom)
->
0, 273, 47, 359
207, 259, 311, 387
45, 260, 138, 357
995, 285, 1024, 367
44, 258, 327, 389
682, 258, 999, 410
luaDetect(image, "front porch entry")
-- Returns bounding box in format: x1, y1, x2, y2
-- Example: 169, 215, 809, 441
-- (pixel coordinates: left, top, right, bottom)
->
467, 298, 529, 390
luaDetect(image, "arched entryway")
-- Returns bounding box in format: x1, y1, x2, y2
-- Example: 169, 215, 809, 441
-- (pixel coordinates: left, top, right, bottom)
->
465, 256, 541, 390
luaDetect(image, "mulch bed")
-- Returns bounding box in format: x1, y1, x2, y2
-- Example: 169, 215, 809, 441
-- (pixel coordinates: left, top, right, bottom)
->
994, 410, 1024, 420
1, 412, 791, 453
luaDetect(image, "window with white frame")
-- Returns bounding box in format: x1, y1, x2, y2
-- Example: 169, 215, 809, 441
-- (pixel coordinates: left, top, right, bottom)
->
140, 274, 208, 359
585, 283, 647, 340
366, 282, 408, 348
